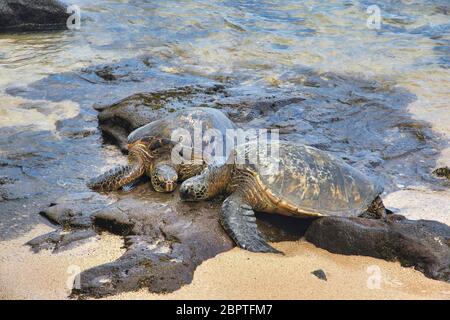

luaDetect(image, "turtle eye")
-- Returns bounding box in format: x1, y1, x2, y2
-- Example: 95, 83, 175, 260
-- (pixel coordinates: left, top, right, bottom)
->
139, 137, 152, 144
149, 138, 173, 151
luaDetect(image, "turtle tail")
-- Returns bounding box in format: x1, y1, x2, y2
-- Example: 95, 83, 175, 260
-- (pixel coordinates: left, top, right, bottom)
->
88, 162, 145, 192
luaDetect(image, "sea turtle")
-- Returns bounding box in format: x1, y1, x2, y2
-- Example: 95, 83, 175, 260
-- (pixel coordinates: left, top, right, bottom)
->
88, 107, 237, 193
180, 141, 386, 253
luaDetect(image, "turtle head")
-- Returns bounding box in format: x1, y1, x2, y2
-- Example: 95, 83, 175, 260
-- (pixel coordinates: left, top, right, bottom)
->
128, 132, 177, 192
179, 174, 209, 201
150, 163, 178, 193
180, 164, 230, 201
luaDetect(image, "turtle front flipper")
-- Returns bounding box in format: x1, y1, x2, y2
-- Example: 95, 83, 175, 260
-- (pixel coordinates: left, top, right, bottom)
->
221, 193, 281, 254
88, 163, 145, 192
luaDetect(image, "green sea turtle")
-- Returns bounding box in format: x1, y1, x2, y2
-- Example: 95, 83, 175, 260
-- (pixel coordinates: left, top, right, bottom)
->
180, 141, 386, 253
88, 107, 237, 192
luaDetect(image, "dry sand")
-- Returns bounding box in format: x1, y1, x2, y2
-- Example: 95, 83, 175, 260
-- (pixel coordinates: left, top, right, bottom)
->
0, 224, 125, 300
1, 222, 449, 300
114, 241, 450, 300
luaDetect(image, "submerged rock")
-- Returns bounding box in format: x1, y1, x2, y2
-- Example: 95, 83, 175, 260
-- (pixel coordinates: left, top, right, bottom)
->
93, 69, 444, 194
305, 215, 450, 283
0, 0, 70, 32
55, 114, 97, 139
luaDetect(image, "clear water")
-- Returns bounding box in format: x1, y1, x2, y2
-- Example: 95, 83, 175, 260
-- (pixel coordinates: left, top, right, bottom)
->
1, 0, 449, 99
2, 0, 448, 168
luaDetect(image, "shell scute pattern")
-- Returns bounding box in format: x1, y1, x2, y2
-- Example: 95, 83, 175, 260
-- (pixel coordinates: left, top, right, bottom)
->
128, 108, 237, 162
233, 141, 382, 217
129, 108, 235, 143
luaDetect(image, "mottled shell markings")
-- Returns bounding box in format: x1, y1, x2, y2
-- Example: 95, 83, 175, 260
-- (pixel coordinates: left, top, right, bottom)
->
232, 141, 383, 217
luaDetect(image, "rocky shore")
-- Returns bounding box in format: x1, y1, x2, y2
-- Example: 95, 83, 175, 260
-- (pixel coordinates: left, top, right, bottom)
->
5, 58, 445, 298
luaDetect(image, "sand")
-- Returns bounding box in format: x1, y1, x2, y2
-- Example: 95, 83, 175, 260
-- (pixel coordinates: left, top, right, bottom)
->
0, 224, 125, 300
384, 189, 450, 226
114, 242, 450, 300
1, 222, 449, 300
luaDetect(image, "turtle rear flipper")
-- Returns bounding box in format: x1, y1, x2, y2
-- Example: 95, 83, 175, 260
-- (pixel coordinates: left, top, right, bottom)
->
221, 193, 281, 254
360, 195, 387, 220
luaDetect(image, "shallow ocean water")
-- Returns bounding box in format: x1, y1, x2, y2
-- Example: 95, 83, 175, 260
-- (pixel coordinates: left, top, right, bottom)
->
1, 0, 449, 85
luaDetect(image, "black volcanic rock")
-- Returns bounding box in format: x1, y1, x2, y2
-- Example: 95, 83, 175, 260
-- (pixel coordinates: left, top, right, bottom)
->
0, 0, 70, 32
31, 187, 308, 298
305, 215, 450, 283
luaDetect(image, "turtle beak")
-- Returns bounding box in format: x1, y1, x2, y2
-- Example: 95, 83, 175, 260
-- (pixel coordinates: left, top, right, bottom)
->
164, 181, 176, 192
179, 183, 195, 201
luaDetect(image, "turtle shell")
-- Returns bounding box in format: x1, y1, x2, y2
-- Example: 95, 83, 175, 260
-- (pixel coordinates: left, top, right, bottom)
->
127, 107, 237, 162
231, 141, 383, 217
